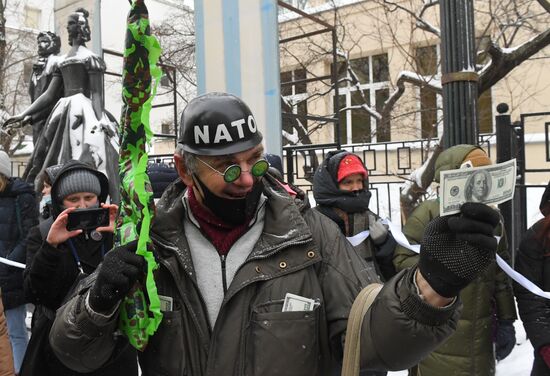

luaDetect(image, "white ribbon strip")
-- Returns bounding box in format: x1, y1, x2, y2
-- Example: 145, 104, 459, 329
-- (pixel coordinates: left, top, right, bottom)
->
347, 218, 550, 300
496, 255, 550, 299
347, 231, 370, 247
0, 256, 25, 269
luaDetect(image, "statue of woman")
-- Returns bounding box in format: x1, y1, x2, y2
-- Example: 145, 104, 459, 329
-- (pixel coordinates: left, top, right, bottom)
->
29, 31, 62, 145
4, 8, 119, 201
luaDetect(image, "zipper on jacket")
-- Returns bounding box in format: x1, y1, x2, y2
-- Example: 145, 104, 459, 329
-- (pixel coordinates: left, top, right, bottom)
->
220, 254, 228, 294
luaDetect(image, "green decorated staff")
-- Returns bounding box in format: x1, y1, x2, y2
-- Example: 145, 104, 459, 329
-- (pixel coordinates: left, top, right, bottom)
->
117, 0, 162, 351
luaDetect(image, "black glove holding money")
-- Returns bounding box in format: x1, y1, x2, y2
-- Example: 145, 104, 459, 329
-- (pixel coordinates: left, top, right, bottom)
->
418, 203, 500, 298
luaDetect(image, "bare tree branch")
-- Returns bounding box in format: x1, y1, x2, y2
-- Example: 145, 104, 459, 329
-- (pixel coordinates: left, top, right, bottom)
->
537, 0, 550, 13
479, 28, 550, 94
400, 141, 443, 221
380, 0, 441, 36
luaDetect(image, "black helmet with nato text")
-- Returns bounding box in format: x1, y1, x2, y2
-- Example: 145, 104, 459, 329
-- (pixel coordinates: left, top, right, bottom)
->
178, 92, 263, 156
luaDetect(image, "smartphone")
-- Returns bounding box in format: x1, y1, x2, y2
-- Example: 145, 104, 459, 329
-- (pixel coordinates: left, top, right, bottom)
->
66, 207, 110, 231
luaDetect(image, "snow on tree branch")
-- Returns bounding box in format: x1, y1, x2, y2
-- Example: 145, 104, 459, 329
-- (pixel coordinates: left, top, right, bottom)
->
380, 71, 441, 126
400, 142, 443, 220
479, 28, 550, 94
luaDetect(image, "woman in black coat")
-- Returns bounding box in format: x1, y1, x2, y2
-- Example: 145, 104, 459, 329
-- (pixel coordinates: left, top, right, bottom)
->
0, 151, 38, 373
515, 181, 550, 376
21, 160, 137, 376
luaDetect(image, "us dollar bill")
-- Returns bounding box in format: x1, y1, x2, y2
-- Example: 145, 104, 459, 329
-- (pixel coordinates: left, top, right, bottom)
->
439, 159, 517, 216
282, 293, 315, 312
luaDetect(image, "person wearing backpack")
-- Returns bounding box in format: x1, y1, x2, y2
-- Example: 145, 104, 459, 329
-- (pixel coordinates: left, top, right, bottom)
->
21, 160, 137, 376
0, 150, 38, 374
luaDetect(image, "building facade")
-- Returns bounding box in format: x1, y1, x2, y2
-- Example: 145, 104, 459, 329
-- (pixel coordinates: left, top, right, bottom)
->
278, 0, 550, 223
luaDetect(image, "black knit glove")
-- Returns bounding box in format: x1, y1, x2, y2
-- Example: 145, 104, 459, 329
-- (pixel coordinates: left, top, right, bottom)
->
495, 320, 516, 361
419, 202, 500, 298
89, 240, 145, 313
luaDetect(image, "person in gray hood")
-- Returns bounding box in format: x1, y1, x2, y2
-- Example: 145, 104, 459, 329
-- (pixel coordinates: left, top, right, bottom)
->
51, 92, 502, 376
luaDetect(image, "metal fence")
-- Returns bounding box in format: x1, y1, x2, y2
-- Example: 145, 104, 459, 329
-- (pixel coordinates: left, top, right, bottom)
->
283, 133, 497, 224
497, 108, 550, 257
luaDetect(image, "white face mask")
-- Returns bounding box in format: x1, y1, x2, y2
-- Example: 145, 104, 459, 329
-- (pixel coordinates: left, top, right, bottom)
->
39, 194, 51, 211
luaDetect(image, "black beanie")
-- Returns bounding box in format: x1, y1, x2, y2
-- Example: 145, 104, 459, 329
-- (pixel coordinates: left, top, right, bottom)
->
56, 169, 102, 201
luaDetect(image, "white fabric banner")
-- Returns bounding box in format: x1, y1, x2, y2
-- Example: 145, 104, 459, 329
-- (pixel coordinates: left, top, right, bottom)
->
0, 257, 25, 269
347, 219, 550, 300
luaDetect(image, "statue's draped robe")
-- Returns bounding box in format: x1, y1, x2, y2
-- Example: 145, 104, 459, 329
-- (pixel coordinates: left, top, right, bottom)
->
24, 46, 119, 202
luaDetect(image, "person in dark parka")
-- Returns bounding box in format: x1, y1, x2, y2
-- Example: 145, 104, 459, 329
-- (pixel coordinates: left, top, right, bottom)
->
515, 181, 550, 376
0, 150, 38, 373
21, 160, 137, 376
313, 150, 396, 282
394, 145, 518, 376
147, 161, 178, 200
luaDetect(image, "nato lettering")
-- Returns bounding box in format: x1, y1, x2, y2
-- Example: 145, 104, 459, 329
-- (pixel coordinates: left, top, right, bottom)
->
194, 115, 256, 145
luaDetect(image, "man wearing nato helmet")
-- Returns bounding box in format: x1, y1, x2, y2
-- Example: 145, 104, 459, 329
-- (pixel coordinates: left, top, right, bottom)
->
50, 92, 502, 375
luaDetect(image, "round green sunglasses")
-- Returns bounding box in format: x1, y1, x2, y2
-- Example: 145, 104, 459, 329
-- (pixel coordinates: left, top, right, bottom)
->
196, 157, 270, 183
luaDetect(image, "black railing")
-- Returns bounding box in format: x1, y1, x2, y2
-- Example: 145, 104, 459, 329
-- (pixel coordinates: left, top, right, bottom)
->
282, 133, 497, 222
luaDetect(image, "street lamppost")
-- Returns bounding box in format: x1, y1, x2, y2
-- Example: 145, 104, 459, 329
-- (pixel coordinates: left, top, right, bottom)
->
440, 0, 479, 147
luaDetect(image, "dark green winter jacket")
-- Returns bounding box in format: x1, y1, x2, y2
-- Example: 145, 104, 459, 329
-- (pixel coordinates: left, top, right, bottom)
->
393, 145, 517, 376
49, 175, 462, 376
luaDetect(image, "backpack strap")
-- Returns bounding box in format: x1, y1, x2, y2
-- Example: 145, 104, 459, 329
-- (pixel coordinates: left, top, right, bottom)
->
341, 283, 383, 376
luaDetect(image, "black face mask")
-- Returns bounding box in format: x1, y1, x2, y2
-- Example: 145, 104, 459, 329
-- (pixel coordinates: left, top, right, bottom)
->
194, 176, 264, 225
333, 187, 371, 213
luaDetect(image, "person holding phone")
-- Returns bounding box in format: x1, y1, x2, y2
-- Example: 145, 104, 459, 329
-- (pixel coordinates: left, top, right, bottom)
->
20, 160, 137, 376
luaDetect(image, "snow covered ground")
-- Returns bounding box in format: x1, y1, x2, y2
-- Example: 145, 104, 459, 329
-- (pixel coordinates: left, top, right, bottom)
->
389, 320, 534, 375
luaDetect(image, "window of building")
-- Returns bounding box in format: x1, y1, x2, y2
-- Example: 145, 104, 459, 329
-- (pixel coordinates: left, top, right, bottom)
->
415, 45, 439, 138
414, 42, 493, 137
478, 90, 493, 133
372, 54, 389, 83
280, 0, 310, 10
281, 68, 306, 96
160, 74, 171, 88
375, 88, 390, 142
161, 122, 172, 135
334, 53, 390, 144
24, 7, 41, 29
281, 68, 308, 130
